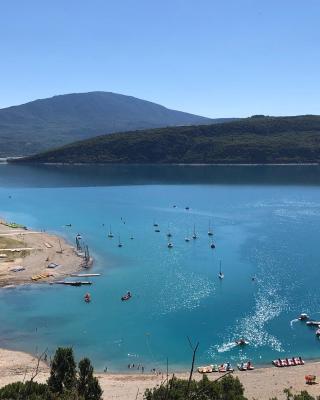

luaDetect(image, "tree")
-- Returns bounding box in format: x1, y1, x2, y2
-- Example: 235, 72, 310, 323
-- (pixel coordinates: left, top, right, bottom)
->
144, 374, 247, 400
77, 358, 102, 400
47, 347, 77, 394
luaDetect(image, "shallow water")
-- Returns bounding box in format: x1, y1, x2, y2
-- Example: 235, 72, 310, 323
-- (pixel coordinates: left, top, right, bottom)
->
0, 164, 320, 372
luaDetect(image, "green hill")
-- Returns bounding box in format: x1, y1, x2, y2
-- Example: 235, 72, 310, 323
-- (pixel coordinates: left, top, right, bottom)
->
13, 115, 320, 164
0, 91, 225, 156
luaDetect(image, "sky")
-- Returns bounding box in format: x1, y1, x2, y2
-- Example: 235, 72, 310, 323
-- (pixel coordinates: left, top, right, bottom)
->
0, 0, 319, 118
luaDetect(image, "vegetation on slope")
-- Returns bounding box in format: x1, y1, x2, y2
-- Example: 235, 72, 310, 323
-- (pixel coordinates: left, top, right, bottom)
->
15, 115, 320, 164
0, 92, 225, 157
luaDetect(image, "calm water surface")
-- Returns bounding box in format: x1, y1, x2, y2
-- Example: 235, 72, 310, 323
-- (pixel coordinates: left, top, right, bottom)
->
0, 164, 320, 371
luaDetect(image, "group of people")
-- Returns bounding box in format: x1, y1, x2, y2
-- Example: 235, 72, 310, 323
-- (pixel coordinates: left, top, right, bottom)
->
127, 363, 145, 373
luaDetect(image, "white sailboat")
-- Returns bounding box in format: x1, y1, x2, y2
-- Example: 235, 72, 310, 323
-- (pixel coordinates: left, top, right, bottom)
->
118, 235, 123, 248
108, 226, 114, 238
192, 224, 197, 239
208, 221, 213, 236
218, 260, 224, 279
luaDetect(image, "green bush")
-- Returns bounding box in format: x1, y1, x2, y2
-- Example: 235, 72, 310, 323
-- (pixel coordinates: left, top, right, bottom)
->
0, 348, 102, 400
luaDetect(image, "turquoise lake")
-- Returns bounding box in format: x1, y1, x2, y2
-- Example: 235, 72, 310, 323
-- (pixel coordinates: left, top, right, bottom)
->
1, 164, 320, 372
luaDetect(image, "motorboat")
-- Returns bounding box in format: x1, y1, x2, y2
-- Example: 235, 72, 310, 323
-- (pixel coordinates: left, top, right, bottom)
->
306, 320, 320, 326
84, 293, 91, 303
210, 242, 216, 249
235, 338, 249, 346
168, 242, 173, 248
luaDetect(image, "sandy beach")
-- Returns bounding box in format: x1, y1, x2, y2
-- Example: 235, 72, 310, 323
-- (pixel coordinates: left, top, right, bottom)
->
0, 348, 319, 399
0, 220, 86, 287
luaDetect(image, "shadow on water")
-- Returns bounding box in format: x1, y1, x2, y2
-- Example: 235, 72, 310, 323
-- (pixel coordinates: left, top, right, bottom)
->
1, 164, 320, 187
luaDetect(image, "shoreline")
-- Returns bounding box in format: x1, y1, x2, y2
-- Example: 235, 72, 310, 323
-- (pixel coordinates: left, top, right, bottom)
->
1, 348, 320, 400
0, 219, 90, 288
5, 160, 320, 166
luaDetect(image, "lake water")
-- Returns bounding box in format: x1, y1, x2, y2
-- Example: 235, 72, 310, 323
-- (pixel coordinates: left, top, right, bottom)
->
1, 164, 320, 372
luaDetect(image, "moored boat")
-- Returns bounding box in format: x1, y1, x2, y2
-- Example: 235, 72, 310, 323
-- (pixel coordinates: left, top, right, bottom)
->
272, 356, 304, 367
55, 281, 92, 286
218, 260, 224, 279
237, 361, 254, 371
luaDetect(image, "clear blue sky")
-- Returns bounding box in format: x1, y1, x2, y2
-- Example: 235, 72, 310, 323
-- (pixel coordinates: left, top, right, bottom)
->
0, 0, 319, 117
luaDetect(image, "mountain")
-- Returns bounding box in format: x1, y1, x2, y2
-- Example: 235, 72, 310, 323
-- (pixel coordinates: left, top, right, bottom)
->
0, 91, 232, 156
14, 115, 320, 164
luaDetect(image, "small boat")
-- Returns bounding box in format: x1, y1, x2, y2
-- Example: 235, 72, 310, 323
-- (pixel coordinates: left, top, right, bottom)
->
185, 236, 190, 242
155, 229, 160, 233
108, 226, 114, 238
192, 224, 197, 239
316, 329, 320, 337
84, 293, 91, 303
167, 231, 172, 238
306, 320, 320, 326
185, 206, 190, 210
272, 357, 304, 367
168, 242, 173, 248
65, 224, 72, 227
218, 363, 234, 373
210, 241, 216, 249
208, 221, 213, 236
235, 338, 249, 346
153, 221, 159, 227
121, 291, 132, 301
218, 261, 224, 279
71, 273, 101, 277
298, 313, 309, 321
237, 362, 254, 371
197, 364, 215, 373
118, 236, 123, 248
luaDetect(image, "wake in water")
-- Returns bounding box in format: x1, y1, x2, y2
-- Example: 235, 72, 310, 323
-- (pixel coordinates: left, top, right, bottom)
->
290, 318, 299, 327
215, 341, 238, 353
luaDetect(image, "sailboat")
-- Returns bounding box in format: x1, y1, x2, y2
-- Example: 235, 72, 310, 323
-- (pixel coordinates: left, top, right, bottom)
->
153, 220, 159, 227
218, 260, 224, 279
192, 224, 197, 239
118, 236, 123, 248
208, 221, 213, 236
108, 226, 114, 238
